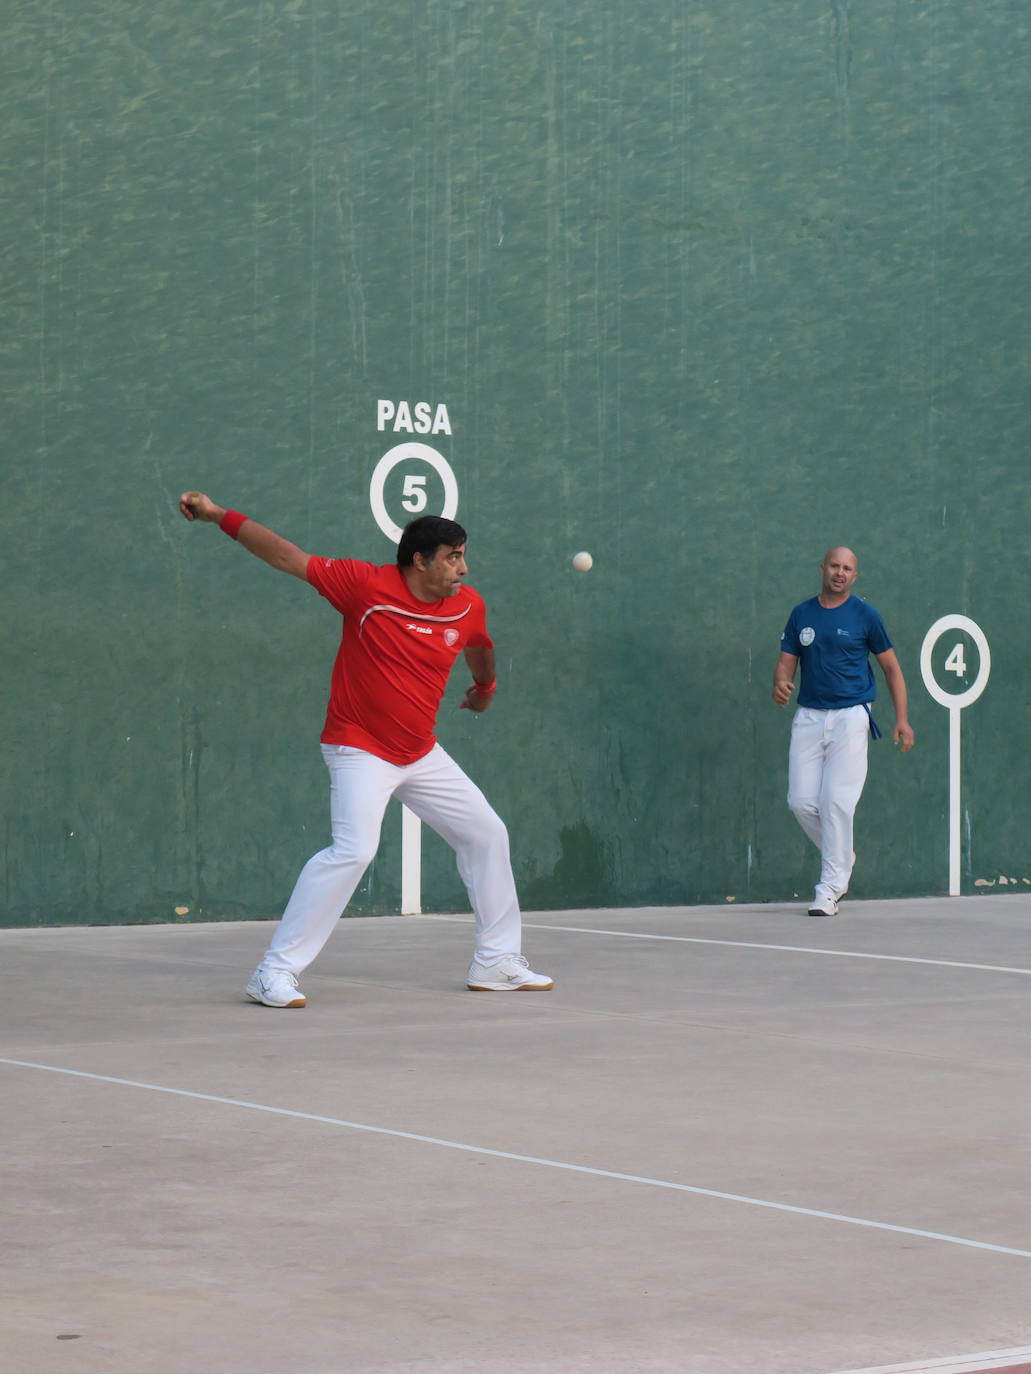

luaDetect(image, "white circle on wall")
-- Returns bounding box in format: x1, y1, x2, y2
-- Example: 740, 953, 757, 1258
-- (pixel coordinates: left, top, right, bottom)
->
369, 443, 459, 544
920, 614, 991, 710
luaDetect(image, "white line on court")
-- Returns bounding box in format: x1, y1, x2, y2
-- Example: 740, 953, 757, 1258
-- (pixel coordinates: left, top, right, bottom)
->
420, 915, 1031, 977
3, 1055, 1031, 1262
830, 1344, 1031, 1373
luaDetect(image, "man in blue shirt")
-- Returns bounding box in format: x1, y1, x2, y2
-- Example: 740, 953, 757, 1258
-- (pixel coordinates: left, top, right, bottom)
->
772, 547, 915, 916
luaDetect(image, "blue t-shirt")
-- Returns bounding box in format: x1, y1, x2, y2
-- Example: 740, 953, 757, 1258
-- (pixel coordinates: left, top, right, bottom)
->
781, 595, 892, 709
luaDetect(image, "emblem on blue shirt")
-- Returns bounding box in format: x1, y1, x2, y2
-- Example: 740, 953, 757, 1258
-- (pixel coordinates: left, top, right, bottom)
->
799, 627, 815, 646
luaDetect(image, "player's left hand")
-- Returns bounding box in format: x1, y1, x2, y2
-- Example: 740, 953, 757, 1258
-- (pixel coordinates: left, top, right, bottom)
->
459, 686, 493, 713
893, 721, 915, 753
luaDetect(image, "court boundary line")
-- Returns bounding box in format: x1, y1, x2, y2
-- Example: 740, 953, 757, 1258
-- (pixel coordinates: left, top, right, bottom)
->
830, 1343, 1031, 1372
3, 1055, 1030, 1261
419, 915, 1031, 977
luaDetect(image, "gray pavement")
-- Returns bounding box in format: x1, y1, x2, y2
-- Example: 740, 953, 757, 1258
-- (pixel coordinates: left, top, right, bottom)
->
2, 895, 1031, 1374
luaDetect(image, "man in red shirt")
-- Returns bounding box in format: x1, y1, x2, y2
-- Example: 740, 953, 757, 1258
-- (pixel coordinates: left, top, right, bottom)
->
179, 492, 552, 1006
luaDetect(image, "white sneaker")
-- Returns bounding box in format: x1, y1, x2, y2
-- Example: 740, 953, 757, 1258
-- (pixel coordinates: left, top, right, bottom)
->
807, 897, 839, 918
466, 954, 553, 991
246, 966, 306, 1007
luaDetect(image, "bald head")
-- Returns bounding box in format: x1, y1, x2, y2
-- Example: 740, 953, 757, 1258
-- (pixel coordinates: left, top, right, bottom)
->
819, 547, 858, 603
822, 546, 858, 570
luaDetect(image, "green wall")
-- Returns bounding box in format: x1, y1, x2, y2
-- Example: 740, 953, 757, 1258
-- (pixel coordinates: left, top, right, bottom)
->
3, 0, 1029, 925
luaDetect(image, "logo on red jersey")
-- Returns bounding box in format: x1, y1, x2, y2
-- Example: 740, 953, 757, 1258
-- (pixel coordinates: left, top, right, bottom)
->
444, 629, 459, 647
358, 602, 471, 638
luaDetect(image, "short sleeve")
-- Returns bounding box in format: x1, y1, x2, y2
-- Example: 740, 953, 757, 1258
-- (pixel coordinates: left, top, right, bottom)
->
780, 608, 801, 656
306, 558, 376, 615
864, 607, 892, 655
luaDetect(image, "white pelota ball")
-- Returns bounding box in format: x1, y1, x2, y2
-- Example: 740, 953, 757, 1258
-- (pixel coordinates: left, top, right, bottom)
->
572, 551, 593, 572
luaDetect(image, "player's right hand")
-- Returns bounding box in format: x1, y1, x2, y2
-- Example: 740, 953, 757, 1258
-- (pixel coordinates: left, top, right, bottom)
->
179, 491, 221, 523
772, 679, 795, 706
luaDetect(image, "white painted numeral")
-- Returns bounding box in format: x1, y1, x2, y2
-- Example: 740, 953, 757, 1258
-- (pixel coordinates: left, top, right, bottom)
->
401, 474, 427, 512
944, 643, 966, 677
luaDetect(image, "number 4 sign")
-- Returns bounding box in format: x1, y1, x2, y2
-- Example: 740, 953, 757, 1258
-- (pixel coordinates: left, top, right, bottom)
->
919, 615, 991, 895
943, 642, 966, 677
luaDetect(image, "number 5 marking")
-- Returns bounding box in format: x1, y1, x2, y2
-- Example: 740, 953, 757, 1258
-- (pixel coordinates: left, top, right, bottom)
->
401, 474, 427, 512
369, 443, 459, 544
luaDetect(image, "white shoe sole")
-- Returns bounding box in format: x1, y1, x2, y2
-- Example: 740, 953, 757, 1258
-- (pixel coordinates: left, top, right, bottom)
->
246, 987, 306, 1008
466, 979, 554, 991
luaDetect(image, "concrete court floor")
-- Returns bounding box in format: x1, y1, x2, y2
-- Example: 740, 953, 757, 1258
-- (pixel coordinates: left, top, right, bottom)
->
2, 894, 1031, 1374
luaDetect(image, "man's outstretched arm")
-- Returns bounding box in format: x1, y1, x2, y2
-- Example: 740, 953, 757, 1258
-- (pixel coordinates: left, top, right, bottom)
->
179, 492, 310, 581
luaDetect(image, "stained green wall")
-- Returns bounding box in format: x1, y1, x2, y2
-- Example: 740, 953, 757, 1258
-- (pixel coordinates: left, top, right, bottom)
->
3, 0, 1029, 925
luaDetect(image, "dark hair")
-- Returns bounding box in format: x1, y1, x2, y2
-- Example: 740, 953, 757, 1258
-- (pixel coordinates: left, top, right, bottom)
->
396, 515, 467, 568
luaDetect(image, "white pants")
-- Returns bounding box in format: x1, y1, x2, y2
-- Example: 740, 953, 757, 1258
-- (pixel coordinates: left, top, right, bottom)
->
787, 706, 869, 903
261, 744, 522, 974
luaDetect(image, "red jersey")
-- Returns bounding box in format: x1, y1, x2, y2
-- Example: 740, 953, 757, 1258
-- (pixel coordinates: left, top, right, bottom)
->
306, 557, 493, 765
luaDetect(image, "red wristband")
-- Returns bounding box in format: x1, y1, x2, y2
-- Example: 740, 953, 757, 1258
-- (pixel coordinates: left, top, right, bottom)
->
470, 680, 497, 696
219, 510, 248, 540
